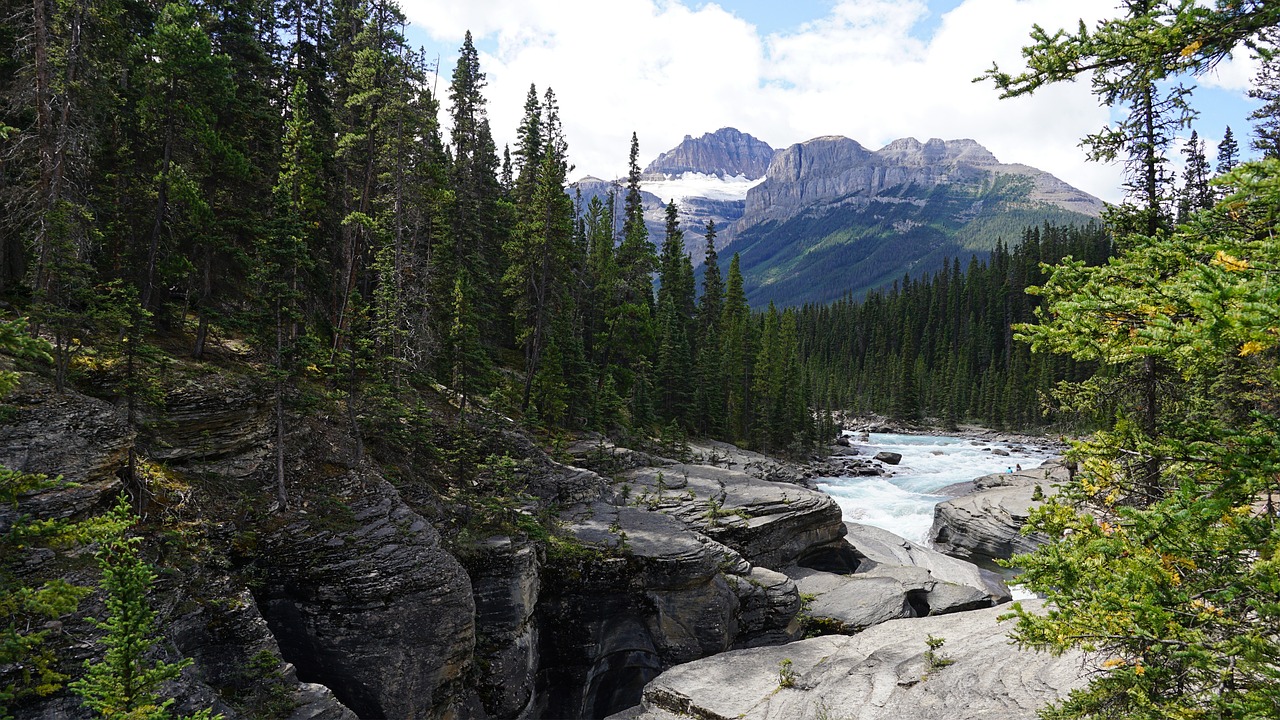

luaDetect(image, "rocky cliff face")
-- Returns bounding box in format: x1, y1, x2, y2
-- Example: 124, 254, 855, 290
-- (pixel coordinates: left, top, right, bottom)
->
1, 370, 358, 720
719, 136, 1103, 307
6, 351, 1062, 720
644, 128, 775, 179
743, 136, 1102, 226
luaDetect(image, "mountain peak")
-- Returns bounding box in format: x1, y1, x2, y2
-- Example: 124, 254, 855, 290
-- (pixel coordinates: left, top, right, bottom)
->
875, 137, 1000, 168
748, 135, 1099, 221
645, 128, 775, 179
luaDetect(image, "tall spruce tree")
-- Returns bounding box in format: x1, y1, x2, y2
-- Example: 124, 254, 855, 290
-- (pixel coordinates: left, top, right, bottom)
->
445, 31, 506, 357
504, 88, 574, 417
694, 221, 726, 435
602, 133, 657, 428
1177, 130, 1212, 222
721, 254, 753, 442
260, 79, 324, 508
1217, 125, 1240, 174
135, 0, 236, 316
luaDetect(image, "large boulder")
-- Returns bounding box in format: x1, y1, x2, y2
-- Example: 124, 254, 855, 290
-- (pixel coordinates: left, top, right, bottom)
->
873, 451, 902, 465
612, 601, 1090, 720
844, 522, 1010, 603
618, 462, 846, 569
928, 484, 1047, 564
928, 463, 1069, 564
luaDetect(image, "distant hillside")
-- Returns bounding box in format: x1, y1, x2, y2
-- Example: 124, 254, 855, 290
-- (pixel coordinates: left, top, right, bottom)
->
721, 136, 1102, 308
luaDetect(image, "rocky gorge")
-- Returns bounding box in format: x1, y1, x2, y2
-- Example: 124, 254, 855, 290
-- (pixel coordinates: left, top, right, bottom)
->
2, 357, 1088, 720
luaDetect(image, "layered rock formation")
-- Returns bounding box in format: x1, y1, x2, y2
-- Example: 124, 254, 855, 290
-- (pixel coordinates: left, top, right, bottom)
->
2, 371, 359, 720
529, 440, 853, 717
644, 128, 775, 179
928, 462, 1070, 565
254, 470, 477, 719
722, 136, 1104, 307
0, 374, 132, 525
742, 137, 1102, 227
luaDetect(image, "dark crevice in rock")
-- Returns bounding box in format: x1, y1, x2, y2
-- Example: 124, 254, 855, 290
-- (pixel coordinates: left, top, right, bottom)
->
905, 588, 931, 618
260, 597, 382, 719
797, 541, 864, 574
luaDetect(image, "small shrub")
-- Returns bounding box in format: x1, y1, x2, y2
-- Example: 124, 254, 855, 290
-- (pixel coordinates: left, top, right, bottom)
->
924, 634, 955, 670
778, 658, 797, 689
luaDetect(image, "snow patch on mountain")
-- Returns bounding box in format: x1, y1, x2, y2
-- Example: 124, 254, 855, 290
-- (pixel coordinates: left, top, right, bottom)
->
640, 172, 766, 204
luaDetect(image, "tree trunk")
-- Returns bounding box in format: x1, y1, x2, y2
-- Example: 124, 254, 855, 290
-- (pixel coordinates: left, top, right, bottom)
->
143, 89, 175, 310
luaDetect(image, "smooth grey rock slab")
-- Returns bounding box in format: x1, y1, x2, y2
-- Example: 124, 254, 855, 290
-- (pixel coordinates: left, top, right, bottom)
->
619, 462, 846, 569
788, 567, 913, 630
615, 601, 1090, 720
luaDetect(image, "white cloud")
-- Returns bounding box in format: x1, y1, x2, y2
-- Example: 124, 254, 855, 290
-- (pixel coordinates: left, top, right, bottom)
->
402, 0, 1136, 202
1198, 49, 1260, 93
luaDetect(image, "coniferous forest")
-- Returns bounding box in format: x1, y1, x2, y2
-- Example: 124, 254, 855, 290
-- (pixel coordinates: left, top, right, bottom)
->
0, 0, 825, 457
6, 0, 1280, 718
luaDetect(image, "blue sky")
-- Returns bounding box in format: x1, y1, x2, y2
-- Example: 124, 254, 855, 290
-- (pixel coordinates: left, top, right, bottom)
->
402, 1, 1262, 204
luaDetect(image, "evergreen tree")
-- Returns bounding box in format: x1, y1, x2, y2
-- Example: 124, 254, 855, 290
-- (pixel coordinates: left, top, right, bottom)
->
1011, 159, 1280, 720
654, 200, 695, 427
721, 254, 753, 442
71, 499, 218, 720
1176, 130, 1212, 222
511, 84, 542, 209
449, 270, 491, 425
134, 0, 237, 315
986, 3, 1280, 716
445, 31, 506, 355
260, 78, 324, 509
504, 88, 574, 416
1250, 49, 1280, 158
602, 133, 657, 428
984, 0, 1195, 237
1217, 125, 1239, 174
693, 221, 725, 435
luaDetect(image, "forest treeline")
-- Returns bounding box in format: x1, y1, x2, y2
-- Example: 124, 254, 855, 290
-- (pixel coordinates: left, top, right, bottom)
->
798, 223, 1111, 431
0, 0, 818, 458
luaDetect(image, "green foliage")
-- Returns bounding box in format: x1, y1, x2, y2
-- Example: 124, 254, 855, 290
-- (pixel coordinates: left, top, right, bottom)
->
777, 658, 797, 689
1006, 162, 1280, 719
70, 498, 219, 720
0, 321, 127, 717
222, 650, 296, 719
796, 224, 1111, 430
0, 318, 52, 396
924, 634, 954, 671
0, 470, 98, 717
